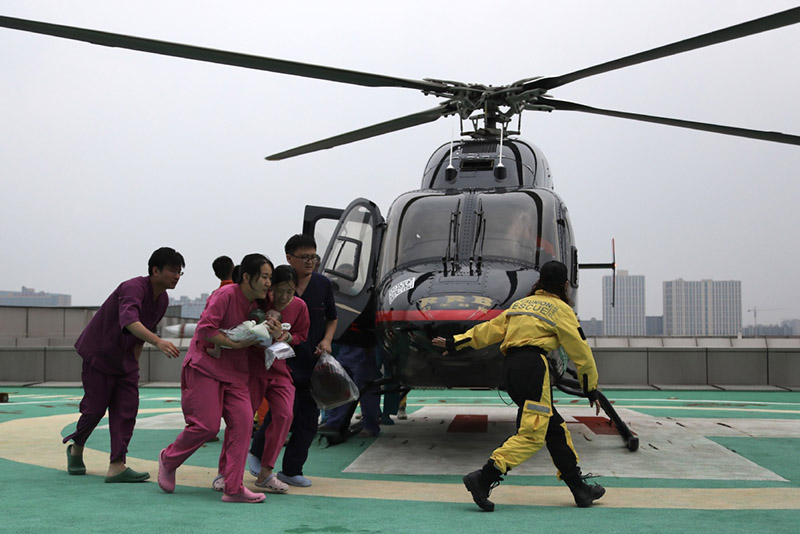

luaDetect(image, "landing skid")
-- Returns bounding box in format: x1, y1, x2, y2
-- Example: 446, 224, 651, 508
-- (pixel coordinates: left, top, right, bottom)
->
555, 370, 639, 452
318, 374, 638, 452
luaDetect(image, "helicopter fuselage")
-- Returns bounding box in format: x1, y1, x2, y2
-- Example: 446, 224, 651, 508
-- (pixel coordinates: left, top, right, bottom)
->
325, 137, 580, 388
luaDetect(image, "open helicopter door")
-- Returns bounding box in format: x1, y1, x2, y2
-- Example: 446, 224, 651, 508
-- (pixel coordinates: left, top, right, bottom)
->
302, 205, 345, 267
318, 198, 385, 339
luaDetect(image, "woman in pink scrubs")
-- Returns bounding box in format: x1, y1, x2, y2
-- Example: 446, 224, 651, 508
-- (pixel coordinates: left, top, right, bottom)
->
248, 265, 310, 492
158, 253, 281, 503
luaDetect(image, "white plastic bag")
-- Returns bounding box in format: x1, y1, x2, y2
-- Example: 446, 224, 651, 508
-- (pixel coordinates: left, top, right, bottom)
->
269, 342, 295, 360
264, 341, 295, 370
309, 352, 359, 410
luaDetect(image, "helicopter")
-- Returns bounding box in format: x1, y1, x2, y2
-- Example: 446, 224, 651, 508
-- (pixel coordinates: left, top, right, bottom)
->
2, 7, 800, 451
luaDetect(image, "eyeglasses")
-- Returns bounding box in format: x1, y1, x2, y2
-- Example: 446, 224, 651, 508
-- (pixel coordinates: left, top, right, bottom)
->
289, 253, 317, 264
165, 268, 184, 276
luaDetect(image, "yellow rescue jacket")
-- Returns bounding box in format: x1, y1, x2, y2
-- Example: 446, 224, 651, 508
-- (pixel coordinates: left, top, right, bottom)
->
452, 290, 599, 392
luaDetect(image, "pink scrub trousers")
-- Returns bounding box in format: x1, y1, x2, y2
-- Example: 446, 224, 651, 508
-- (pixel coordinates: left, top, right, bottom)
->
160, 365, 252, 495
248, 373, 295, 470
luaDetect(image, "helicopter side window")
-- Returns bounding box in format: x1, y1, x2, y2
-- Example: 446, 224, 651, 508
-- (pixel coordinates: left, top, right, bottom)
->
322, 206, 375, 296
479, 193, 543, 265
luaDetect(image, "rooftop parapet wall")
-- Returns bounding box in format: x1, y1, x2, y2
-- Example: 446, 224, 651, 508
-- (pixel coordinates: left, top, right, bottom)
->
2, 307, 798, 387
0, 306, 193, 347
0, 341, 189, 384
587, 336, 800, 349
1, 339, 797, 388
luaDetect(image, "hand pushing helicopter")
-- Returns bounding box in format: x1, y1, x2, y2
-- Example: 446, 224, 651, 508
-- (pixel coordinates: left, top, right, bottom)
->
3, 8, 800, 450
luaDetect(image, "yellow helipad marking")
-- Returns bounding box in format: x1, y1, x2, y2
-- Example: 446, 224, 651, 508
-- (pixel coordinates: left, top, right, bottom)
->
1, 408, 800, 509
604, 405, 800, 415
417, 403, 800, 416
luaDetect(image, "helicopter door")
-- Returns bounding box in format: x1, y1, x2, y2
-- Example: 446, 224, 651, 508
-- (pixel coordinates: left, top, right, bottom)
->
319, 198, 385, 339
302, 205, 345, 264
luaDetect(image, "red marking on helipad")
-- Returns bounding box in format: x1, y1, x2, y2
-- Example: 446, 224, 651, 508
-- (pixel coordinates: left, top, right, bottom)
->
447, 414, 488, 433
574, 416, 627, 435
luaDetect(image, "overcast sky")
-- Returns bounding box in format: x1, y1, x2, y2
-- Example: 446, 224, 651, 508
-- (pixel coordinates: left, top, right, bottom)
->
1, 1, 799, 325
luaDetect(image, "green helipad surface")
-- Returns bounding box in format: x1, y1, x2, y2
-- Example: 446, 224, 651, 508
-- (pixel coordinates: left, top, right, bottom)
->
2, 387, 800, 533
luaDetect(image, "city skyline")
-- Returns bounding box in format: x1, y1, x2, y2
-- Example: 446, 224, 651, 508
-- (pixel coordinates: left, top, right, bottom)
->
597, 272, 744, 336
2, 270, 793, 330
4, 281, 798, 335
0, 286, 71, 307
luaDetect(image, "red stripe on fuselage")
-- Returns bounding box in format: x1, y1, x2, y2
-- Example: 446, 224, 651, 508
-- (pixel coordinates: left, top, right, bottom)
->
376, 309, 504, 323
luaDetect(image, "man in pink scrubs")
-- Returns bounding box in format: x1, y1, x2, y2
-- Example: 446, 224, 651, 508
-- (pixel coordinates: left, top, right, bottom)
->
63, 247, 184, 482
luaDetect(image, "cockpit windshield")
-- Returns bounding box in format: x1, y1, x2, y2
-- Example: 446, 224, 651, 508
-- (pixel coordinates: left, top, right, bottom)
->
381, 191, 552, 274
479, 192, 545, 264
392, 195, 459, 266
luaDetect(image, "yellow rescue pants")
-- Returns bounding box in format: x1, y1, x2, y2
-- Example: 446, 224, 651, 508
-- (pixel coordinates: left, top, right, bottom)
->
490, 347, 580, 476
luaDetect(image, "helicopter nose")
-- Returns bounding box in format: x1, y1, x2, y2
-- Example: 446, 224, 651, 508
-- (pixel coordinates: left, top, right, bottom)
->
411, 293, 502, 322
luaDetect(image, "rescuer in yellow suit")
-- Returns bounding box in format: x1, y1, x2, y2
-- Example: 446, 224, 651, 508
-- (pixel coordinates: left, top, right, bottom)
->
432, 260, 605, 511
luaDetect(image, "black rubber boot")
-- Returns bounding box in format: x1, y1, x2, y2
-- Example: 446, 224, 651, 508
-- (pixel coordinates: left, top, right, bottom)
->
563, 470, 605, 508
462, 460, 503, 512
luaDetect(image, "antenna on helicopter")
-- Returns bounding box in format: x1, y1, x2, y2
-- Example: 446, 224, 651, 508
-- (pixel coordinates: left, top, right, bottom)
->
494, 122, 507, 180
445, 126, 457, 182
579, 238, 617, 306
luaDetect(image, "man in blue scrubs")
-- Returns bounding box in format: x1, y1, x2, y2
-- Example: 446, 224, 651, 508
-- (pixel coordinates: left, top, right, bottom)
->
249, 234, 337, 487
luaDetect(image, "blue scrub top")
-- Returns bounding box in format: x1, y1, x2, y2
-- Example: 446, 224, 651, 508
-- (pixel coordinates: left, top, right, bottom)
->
289, 272, 337, 383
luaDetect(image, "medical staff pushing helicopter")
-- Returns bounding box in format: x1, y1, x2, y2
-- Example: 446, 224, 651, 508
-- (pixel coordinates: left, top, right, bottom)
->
433, 260, 605, 511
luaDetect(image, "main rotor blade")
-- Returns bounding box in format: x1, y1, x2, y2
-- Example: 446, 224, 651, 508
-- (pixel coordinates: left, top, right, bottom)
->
267, 103, 457, 160
539, 98, 800, 146
0, 15, 447, 93
525, 6, 800, 92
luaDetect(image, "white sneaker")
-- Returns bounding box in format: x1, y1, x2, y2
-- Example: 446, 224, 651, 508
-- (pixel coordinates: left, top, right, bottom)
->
254, 473, 289, 493
277, 472, 312, 487
397, 406, 407, 420
212, 474, 225, 492
247, 452, 261, 477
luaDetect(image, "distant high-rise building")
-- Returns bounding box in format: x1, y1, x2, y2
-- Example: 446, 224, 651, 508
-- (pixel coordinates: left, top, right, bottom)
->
0, 286, 71, 306
171, 293, 210, 319
580, 317, 603, 337
742, 323, 791, 336
646, 316, 664, 336
603, 270, 645, 336
782, 319, 800, 336
663, 279, 741, 336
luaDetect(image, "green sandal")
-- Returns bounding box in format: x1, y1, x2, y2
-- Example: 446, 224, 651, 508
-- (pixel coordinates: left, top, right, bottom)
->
105, 467, 150, 483
66, 444, 86, 475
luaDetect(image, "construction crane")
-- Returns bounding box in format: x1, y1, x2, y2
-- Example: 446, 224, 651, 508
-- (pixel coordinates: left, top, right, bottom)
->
747, 306, 786, 327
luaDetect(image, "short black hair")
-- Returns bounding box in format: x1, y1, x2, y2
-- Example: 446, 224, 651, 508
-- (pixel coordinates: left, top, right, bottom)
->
237, 254, 273, 284
529, 260, 570, 304
212, 255, 234, 280
284, 234, 317, 255
272, 264, 299, 287
148, 247, 185, 277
